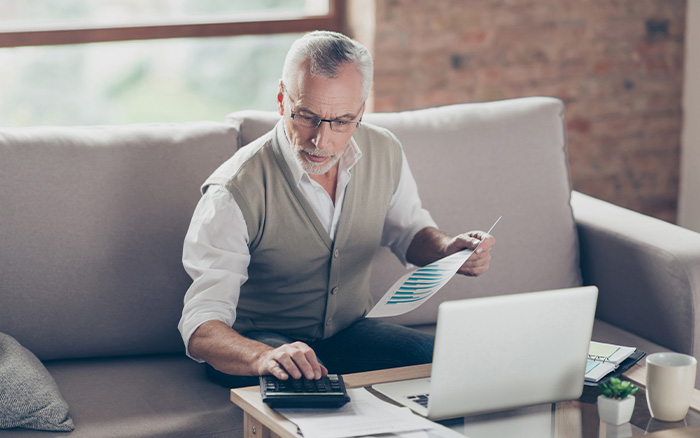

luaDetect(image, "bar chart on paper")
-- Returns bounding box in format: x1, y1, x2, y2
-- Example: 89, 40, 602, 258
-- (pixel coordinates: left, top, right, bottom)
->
367, 216, 501, 318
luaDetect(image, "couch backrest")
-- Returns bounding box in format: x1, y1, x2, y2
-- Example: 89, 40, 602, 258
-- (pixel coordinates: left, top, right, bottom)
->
227, 97, 582, 326
0, 123, 238, 360
0, 98, 582, 361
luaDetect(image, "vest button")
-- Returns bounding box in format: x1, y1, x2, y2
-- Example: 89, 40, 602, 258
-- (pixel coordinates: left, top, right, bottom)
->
331, 287, 339, 295
334, 249, 339, 258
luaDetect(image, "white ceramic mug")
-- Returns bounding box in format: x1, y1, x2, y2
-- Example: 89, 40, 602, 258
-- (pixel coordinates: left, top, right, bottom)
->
645, 352, 697, 422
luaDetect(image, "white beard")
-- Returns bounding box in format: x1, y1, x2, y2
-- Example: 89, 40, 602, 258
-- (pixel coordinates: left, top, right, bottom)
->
294, 148, 340, 175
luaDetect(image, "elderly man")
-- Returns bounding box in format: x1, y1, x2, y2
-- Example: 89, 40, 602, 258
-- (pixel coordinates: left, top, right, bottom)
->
178, 31, 495, 387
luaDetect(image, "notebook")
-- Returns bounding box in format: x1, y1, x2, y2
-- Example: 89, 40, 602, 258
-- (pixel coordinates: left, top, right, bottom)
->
585, 341, 643, 384
372, 286, 598, 420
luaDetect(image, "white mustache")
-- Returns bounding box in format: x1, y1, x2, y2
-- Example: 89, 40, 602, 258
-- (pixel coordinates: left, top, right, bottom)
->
301, 147, 334, 158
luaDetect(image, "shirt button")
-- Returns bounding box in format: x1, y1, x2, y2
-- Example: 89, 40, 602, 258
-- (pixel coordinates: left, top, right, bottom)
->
331, 287, 339, 295
326, 318, 333, 326
334, 249, 340, 258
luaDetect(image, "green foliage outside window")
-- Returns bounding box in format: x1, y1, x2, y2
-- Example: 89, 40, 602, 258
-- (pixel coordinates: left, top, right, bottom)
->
0, 0, 317, 126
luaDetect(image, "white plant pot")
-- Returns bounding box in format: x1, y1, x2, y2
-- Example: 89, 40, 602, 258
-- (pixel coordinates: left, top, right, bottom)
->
598, 394, 636, 426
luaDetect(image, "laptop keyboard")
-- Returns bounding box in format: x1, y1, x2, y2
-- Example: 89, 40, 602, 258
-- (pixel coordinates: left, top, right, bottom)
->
407, 393, 430, 408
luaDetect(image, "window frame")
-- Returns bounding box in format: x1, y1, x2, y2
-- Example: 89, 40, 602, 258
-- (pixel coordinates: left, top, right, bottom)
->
0, 0, 343, 47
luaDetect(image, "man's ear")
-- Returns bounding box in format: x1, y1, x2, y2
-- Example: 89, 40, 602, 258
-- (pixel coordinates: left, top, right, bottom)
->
276, 81, 285, 115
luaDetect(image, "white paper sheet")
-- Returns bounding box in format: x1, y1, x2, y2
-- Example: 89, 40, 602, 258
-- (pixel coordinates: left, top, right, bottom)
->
367, 216, 501, 319
276, 388, 431, 438
357, 432, 430, 438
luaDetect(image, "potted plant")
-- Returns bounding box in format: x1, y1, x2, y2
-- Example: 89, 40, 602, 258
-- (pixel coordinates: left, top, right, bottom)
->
597, 377, 639, 425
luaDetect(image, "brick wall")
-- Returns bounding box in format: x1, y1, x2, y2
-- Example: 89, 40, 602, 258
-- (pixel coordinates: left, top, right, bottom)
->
346, 0, 686, 223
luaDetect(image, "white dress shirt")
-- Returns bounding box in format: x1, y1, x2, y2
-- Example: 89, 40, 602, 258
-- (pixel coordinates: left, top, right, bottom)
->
178, 126, 436, 360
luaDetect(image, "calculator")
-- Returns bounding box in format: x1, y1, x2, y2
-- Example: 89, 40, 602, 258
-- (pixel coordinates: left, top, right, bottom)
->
259, 374, 351, 408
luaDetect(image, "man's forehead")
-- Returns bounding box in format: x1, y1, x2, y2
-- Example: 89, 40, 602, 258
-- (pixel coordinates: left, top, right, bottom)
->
290, 63, 364, 109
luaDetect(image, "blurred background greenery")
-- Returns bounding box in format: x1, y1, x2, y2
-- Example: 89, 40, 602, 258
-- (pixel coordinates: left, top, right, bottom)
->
0, 0, 325, 126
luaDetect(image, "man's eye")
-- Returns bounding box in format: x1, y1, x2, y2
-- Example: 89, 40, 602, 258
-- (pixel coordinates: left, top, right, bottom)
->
334, 120, 350, 126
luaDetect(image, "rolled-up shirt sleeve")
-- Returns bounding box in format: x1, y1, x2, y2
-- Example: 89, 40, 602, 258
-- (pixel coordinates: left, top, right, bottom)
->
381, 151, 437, 266
178, 185, 251, 361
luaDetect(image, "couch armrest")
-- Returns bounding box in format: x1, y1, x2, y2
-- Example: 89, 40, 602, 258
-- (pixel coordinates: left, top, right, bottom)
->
570, 191, 700, 356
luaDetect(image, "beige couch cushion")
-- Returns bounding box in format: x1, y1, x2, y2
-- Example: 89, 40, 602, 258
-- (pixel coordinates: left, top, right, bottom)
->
227, 97, 582, 326
0, 123, 238, 360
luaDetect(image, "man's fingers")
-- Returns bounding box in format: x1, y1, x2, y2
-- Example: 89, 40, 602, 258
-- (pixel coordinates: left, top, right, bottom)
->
303, 347, 324, 379
262, 342, 324, 380
459, 258, 491, 276
470, 233, 495, 251
268, 361, 289, 380
276, 353, 305, 379
451, 232, 495, 252
459, 244, 492, 276
442, 230, 495, 277
286, 344, 318, 380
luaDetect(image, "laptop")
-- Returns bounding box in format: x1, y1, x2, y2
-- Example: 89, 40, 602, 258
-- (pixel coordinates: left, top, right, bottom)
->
372, 286, 598, 420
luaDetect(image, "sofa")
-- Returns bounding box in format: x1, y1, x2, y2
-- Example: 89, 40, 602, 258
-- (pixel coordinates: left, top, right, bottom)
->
1, 97, 699, 437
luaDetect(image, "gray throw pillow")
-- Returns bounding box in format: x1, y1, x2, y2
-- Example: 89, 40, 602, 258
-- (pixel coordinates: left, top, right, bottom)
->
0, 333, 75, 431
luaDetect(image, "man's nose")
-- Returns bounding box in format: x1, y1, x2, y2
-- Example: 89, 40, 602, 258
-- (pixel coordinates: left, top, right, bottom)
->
311, 120, 334, 149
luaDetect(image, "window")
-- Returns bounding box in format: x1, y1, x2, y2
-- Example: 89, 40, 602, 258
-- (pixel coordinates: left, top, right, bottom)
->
0, 0, 341, 126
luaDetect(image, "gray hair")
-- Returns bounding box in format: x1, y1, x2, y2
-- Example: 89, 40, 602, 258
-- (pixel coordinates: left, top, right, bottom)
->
282, 31, 373, 101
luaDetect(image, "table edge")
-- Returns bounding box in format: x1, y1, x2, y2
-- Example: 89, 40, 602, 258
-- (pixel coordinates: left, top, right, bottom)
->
230, 362, 700, 438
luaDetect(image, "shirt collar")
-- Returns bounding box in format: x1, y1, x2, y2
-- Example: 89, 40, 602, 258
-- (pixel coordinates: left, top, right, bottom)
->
277, 120, 363, 186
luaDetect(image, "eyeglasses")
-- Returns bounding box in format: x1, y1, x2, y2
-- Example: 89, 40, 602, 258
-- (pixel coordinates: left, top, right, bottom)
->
284, 86, 363, 134
290, 113, 362, 133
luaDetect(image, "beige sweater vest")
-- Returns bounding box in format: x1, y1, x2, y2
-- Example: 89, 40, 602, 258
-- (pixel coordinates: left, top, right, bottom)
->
203, 121, 403, 341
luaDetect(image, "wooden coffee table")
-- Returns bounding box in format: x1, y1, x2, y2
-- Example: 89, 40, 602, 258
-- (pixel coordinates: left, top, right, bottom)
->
231, 363, 700, 438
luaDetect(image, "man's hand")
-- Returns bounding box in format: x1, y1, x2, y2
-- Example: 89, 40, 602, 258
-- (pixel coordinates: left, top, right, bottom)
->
444, 231, 495, 277
256, 341, 328, 380
406, 227, 495, 277
188, 321, 328, 380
